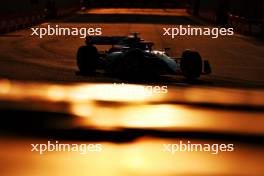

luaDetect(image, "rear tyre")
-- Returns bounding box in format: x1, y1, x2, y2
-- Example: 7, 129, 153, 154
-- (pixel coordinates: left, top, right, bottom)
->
180, 50, 202, 80
76, 46, 98, 74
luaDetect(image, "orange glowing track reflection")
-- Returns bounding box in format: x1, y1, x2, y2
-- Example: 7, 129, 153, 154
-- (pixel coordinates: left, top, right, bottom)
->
0, 137, 263, 176
0, 79, 264, 135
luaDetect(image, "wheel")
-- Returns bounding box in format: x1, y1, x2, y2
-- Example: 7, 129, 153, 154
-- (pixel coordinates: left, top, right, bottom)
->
180, 50, 202, 80
76, 45, 98, 74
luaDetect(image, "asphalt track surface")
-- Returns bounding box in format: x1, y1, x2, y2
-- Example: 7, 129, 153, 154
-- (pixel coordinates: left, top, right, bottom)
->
0, 9, 264, 88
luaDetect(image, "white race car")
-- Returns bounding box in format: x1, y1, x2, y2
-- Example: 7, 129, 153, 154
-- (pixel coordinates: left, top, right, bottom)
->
77, 33, 211, 80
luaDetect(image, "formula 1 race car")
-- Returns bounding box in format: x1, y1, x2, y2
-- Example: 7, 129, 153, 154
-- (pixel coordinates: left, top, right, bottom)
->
76, 33, 211, 80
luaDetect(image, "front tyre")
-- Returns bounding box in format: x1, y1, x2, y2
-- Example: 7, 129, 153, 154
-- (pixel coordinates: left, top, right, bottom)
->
180, 50, 202, 80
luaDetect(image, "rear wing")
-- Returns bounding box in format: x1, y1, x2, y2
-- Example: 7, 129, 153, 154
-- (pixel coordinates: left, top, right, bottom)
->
86, 36, 128, 45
